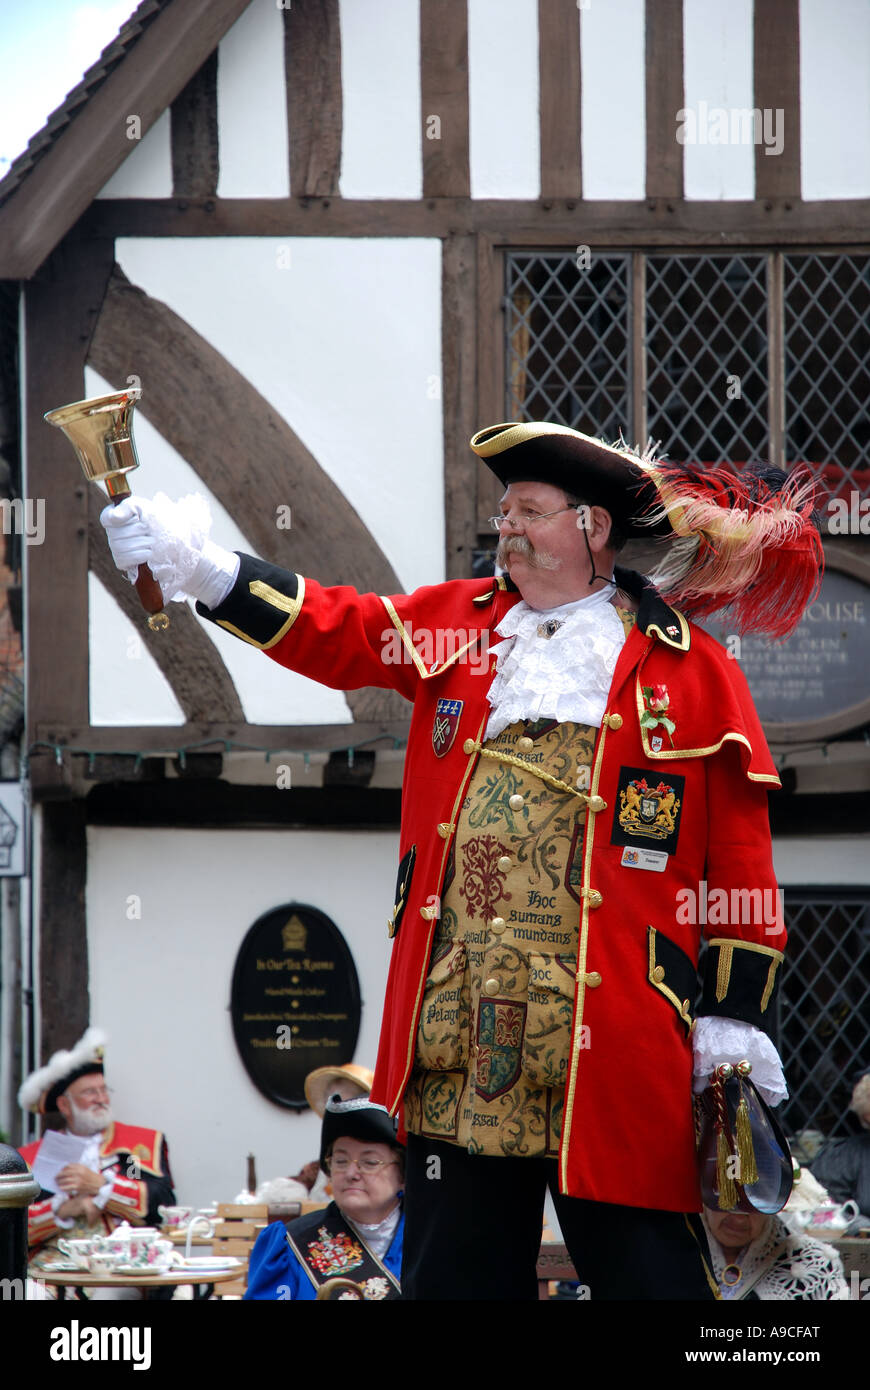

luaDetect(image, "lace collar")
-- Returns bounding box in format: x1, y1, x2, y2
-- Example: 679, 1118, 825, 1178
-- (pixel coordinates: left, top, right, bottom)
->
484, 587, 629, 740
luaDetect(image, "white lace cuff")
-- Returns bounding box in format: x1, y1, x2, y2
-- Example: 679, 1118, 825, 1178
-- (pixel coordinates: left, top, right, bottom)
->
125, 493, 238, 606
692, 1016, 788, 1106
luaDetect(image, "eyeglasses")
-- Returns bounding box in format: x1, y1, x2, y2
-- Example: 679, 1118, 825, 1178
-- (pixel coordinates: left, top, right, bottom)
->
325, 1154, 399, 1175
488, 506, 581, 532
74, 1085, 113, 1102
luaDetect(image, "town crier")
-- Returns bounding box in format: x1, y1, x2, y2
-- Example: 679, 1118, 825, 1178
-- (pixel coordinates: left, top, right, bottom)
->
100, 422, 822, 1299
18, 1027, 175, 1254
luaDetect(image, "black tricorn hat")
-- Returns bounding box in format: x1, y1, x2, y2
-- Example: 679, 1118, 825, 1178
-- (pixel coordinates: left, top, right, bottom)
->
470, 421, 665, 538
319, 1096, 402, 1172
470, 421, 825, 638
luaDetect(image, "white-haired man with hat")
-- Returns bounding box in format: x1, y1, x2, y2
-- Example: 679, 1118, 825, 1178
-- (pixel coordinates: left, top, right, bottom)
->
101, 423, 822, 1299
18, 1028, 175, 1257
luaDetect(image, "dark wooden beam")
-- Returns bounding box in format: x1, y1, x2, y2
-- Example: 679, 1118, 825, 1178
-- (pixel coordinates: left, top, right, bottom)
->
475, 234, 503, 531
39, 802, 89, 1066
420, 0, 470, 197
754, 0, 801, 201
442, 235, 478, 578
171, 52, 219, 198
82, 194, 867, 243
87, 489, 245, 724
25, 232, 115, 738
88, 266, 400, 596
645, 0, 684, 199
30, 720, 411, 756
88, 265, 409, 728
86, 780, 401, 829
0, 0, 252, 279
284, 0, 342, 196
538, 0, 582, 199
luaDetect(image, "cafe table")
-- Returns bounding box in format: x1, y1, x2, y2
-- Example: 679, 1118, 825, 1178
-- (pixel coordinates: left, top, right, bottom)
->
29, 1260, 242, 1301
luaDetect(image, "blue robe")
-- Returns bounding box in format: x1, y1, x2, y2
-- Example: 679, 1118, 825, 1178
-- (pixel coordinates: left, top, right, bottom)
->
244, 1202, 404, 1300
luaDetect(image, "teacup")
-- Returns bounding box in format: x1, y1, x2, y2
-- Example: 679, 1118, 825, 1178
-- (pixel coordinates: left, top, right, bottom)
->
143, 1239, 173, 1271
100, 1224, 162, 1264
87, 1252, 124, 1276
159, 1205, 193, 1229
57, 1237, 99, 1270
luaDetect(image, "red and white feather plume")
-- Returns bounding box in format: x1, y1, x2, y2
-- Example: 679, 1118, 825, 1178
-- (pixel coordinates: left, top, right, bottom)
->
640, 460, 824, 638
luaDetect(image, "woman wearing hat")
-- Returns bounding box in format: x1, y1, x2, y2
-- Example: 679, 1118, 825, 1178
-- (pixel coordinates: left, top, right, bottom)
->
245, 1097, 404, 1300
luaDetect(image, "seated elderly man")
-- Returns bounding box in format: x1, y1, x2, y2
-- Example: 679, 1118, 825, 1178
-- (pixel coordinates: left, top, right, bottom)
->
809, 1070, 870, 1222
245, 1096, 404, 1300
18, 1027, 175, 1254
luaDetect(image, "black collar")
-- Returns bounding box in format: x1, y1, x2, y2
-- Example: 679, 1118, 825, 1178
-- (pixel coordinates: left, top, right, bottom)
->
474, 568, 689, 651
613, 567, 690, 651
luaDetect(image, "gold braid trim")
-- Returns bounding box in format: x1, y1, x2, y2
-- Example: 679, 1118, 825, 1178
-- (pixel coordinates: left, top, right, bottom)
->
462, 739, 591, 803
760, 956, 779, 1014
715, 944, 733, 1003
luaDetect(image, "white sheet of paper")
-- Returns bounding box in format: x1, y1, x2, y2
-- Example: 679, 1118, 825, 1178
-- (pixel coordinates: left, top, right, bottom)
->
30, 1130, 91, 1194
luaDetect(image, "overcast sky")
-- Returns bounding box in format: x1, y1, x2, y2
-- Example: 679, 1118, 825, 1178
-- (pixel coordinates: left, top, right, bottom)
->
0, 1, 138, 171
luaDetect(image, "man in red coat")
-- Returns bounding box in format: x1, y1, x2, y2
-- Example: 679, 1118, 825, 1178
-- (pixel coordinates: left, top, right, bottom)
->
18, 1027, 175, 1258
101, 422, 821, 1299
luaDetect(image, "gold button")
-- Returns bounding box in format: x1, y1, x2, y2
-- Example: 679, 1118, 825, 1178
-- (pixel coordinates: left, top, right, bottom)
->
497, 855, 512, 872
437, 822, 454, 839
518, 736, 534, 752
490, 916, 506, 934
584, 971, 602, 988
587, 795, 607, 814
605, 713, 623, 730
483, 978, 500, 996
509, 794, 525, 811
652, 965, 665, 983
586, 889, 603, 909
419, 904, 438, 921
463, 739, 475, 755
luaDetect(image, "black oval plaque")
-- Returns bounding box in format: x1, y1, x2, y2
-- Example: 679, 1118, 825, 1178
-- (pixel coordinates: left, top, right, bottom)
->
230, 903, 361, 1109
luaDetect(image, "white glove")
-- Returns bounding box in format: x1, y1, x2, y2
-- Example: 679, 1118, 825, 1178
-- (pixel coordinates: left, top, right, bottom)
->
100, 494, 239, 608
692, 1016, 788, 1107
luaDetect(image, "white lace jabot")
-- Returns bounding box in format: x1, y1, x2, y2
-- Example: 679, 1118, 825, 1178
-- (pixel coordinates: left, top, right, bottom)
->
484, 586, 628, 740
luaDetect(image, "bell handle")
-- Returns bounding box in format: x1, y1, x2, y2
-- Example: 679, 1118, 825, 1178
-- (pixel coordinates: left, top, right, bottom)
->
108, 490, 170, 632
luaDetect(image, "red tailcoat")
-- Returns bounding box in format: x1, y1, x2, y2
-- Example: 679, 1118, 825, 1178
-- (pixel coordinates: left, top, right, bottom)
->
20, 1122, 174, 1249
201, 560, 786, 1211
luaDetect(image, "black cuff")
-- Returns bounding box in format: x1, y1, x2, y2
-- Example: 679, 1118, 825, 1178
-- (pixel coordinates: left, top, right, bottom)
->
699, 939, 783, 1037
196, 553, 304, 649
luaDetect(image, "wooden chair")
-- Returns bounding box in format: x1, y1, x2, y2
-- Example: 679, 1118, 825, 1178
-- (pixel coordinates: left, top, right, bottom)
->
208, 1202, 299, 1298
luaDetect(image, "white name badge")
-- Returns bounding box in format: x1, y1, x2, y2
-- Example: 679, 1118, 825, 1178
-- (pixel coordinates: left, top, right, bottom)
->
620, 846, 668, 872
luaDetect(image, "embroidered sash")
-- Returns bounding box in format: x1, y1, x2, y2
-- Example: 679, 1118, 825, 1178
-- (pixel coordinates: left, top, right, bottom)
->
286, 1207, 401, 1300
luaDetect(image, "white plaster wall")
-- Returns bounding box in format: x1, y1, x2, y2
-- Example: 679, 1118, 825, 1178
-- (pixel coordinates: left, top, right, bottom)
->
773, 836, 870, 886
89, 572, 185, 726
800, 0, 870, 200
85, 367, 352, 728
468, 0, 539, 198
339, 0, 421, 197
86, 825, 398, 1207
682, 0, 755, 200
96, 111, 172, 199
580, 0, 645, 200
114, 238, 444, 596
217, 0, 290, 198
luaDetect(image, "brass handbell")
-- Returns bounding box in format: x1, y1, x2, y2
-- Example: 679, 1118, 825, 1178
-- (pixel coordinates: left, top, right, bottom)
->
44, 388, 169, 631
